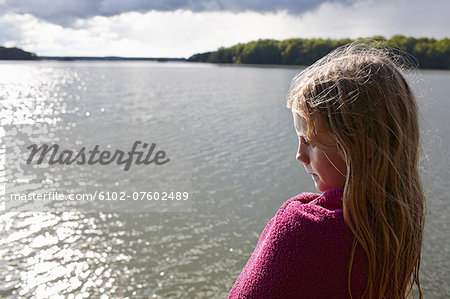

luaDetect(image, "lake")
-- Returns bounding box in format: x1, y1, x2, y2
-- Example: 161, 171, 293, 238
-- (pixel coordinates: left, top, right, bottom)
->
0, 61, 449, 298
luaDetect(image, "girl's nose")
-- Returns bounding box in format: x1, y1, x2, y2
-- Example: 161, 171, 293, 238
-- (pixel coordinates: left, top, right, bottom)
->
297, 144, 309, 164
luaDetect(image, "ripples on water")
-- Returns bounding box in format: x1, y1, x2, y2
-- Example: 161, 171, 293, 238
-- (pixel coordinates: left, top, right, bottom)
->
0, 62, 449, 298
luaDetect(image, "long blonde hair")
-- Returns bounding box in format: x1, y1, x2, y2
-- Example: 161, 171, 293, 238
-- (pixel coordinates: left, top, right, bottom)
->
287, 43, 425, 298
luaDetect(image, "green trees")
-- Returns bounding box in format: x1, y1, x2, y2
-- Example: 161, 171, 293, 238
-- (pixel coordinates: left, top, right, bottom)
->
188, 36, 450, 69
0, 46, 39, 60
387, 35, 450, 69
239, 40, 281, 64
200, 40, 282, 64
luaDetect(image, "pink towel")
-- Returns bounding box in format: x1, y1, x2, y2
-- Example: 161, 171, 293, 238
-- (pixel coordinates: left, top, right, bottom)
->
228, 188, 368, 298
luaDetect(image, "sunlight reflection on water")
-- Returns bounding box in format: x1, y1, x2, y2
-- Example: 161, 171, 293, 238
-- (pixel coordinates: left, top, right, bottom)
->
0, 61, 449, 298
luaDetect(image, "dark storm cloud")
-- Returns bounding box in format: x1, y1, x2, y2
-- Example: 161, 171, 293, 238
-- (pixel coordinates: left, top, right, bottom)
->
0, 0, 356, 26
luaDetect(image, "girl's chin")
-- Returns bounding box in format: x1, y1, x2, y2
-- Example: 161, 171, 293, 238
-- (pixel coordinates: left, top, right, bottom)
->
311, 175, 322, 187
315, 183, 345, 193
313, 181, 326, 192
312, 177, 333, 192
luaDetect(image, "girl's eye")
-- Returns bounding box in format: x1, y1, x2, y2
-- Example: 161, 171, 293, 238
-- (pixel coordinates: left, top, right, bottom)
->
301, 137, 312, 146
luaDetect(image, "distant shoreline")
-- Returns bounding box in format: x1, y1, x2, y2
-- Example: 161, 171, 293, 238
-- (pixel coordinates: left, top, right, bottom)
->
0, 46, 187, 62
38, 56, 186, 62
188, 36, 450, 70
2, 35, 450, 70
3, 58, 450, 72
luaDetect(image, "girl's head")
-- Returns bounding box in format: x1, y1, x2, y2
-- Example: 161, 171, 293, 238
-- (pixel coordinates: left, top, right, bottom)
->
288, 43, 420, 191
287, 43, 425, 298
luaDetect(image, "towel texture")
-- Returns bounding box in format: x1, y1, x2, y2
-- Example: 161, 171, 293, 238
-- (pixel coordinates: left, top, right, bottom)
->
228, 188, 368, 298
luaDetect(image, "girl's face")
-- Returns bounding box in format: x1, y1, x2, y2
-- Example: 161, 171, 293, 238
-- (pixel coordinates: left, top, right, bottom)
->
293, 112, 347, 192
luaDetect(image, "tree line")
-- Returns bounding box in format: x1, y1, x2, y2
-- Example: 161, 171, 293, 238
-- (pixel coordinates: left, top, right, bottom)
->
0, 46, 38, 60
188, 35, 450, 69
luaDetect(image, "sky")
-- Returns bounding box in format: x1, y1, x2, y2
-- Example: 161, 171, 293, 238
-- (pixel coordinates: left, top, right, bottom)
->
0, 0, 448, 58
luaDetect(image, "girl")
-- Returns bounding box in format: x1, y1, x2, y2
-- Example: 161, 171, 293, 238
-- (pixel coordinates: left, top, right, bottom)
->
228, 43, 425, 298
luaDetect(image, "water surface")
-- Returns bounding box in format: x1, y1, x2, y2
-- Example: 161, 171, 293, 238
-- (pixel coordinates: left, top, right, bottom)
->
0, 61, 448, 298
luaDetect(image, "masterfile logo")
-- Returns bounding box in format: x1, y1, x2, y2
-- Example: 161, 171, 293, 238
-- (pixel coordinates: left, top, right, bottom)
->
1, 122, 192, 213
26, 141, 170, 171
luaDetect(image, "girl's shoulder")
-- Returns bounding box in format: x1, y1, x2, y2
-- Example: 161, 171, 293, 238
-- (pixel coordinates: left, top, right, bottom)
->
277, 188, 344, 220
267, 188, 346, 240
228, 188, 359, 298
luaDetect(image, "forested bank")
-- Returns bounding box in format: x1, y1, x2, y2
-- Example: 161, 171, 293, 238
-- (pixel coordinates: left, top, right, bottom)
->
0, 46, 38, 60
188, 35, 450, 69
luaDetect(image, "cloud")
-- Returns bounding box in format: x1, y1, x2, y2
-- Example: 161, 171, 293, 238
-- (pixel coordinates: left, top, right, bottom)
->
0, 0, 355, 26
0, 0, 448, 58
0, 10, 307, 57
